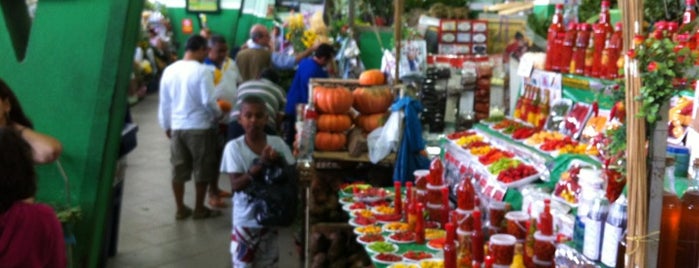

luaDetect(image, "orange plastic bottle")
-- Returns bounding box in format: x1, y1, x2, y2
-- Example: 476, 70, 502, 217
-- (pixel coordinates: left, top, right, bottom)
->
559, 23, 578, 73
591, 0, 613, 78
604, 23, 623, 79
570, 23, 592, 75
544, 4, 565, 71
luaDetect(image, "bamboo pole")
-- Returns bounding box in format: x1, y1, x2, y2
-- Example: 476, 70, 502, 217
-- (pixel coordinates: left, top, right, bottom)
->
394, 0, 403, 83
620, 0, 648, 266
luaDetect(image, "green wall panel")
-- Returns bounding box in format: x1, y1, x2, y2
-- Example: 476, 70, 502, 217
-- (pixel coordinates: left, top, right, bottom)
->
0, 0, 143, 267
166, 8, 274, 56
358, 29, 394, 70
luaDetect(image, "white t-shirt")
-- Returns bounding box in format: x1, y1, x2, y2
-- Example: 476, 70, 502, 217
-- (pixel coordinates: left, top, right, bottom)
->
220, 135, 295, 228
158, 60, 221, 130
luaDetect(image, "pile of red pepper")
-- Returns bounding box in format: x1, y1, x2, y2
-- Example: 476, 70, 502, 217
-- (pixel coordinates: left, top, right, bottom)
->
540, 136, 577, 151
497, 164, 538, 183
511, 127, 538, 140
447, 130, 477, 140
479, 149, 515, 165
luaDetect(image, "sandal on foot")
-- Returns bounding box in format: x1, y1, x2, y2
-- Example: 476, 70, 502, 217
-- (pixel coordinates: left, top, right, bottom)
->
208, 196, 228, 208
193, 208, 223, 220
175, 206, 193, 220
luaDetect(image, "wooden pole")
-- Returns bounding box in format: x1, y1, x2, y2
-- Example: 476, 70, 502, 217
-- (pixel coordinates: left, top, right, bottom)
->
620, 0, 649, 267
393, 0, 403, 83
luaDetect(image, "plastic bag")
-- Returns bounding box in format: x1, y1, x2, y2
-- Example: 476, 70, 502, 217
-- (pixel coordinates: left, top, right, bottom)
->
368, 110, 403, 163
246, 162, 298, 227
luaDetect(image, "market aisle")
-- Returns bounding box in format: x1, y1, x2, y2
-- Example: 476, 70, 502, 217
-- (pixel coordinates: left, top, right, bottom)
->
107, 95, 301, 268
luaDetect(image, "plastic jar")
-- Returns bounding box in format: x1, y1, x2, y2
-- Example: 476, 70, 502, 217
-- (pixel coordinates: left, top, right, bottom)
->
505, 211, 529, 241
457, 228, 474, 259
426, 202, 445, 223
414, 169, 430, 190
534, 231, 557, 262
426, 183, 448, 205
533, 256, 553, 268
489, 234, 517, 265
488, 201, 508, 229
455, 208, 474, 232
416, 189, 428, 204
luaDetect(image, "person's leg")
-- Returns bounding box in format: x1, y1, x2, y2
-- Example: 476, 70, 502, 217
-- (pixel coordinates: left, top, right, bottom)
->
189, 128, 223, 218
208, 124, 230, 207
170, 130, 193, 218
281, 115, 296, 147
255, 228, 279, 267
232, 226, 265, 268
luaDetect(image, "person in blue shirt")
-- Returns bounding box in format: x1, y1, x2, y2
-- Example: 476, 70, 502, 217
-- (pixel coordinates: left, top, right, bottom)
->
282, 43, 335, 146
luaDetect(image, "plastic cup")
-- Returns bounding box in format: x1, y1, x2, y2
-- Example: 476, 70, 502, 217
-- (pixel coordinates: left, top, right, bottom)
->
534, 231, 556, 262
505, 211, 529, 241
489, 234, 517, 265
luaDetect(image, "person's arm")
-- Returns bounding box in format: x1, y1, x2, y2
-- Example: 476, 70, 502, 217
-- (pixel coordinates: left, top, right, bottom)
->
200, 68, 223, 121
13, 124, 62, 164
293, 45, 316, 64
158, 77, 172, 137
228, 161, 264, 191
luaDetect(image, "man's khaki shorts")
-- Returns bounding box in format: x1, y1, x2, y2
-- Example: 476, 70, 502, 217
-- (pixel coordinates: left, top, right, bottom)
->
170, 128, 218, 183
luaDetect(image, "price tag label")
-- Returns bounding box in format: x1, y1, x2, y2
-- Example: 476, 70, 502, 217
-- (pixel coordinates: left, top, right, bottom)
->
530, 69, 562, 92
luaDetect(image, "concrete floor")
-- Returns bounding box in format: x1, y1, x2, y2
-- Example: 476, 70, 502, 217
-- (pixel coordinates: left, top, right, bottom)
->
106, 95, 301, 268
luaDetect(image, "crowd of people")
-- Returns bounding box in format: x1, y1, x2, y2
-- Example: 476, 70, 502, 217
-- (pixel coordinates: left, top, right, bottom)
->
157, 24, 336, 267
0, 21, 335, 267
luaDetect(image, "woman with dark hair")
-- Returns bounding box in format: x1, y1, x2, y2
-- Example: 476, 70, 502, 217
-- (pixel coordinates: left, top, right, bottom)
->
0, 128, 67, 267
0, 78, 62, 163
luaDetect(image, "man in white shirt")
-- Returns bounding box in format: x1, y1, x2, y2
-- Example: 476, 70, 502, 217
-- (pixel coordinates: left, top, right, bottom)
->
158, 34, 223, 220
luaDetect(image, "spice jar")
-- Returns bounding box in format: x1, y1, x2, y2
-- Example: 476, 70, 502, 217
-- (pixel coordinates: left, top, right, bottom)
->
489, 234, 517, 265
426, 183, 448, 205
533, 231, 556, 262
455, 208, 474, 232
488, 201, 508, 229
505, 211, 529, 241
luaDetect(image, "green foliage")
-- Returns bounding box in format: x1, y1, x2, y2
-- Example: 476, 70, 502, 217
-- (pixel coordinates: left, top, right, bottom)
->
643, 0, 683, 23
579, 0, 602, 23
405, 0, 469, 10
527, 13, 551, 41
633, 37, 696, 124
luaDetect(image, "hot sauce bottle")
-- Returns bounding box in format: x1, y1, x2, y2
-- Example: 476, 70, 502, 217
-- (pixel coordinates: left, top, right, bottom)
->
559, 23, 578, 73
682, 0, 697, 49
545, 4, 565, 71
394, 181, 402, 216
605, 22, 623, 79
416, 202, 426, 244
405, 181, 413, 220
430, 157, 445, 185
591, 0, 613, 78
441, 187, 451, 227
408, 188, 418, 231
444, 223, 458, 268
539, 199, 554, 235
570, 23, 592, 75
457, 174, 475, 211
472, 210, 484, 264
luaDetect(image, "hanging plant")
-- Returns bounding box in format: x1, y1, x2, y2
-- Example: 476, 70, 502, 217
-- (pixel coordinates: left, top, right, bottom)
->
627, 32, 697, 124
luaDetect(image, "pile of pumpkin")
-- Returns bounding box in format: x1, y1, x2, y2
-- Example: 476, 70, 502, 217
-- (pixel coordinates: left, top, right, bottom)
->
313, 69, 394, 151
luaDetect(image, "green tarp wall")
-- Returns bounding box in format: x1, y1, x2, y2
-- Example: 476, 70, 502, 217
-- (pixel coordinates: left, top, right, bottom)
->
0, 0, 144, 267
166, 8, 274, 57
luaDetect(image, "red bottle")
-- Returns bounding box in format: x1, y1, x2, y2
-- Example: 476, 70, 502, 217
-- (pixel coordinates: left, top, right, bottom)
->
545, 4, 565, 71
472, 209, 484, 263
539, 199, 554, 236
559, 23, 578, 73
591, 0, 613, 77
415, 203, 426, 244
444, 223, 458, 268
394, 181, 402, 216
604, 22, 623, 79
457, 174, 475, 210
405, 182, 413, 221
441, 187, 451, 227
570, 23, 592, 75
430, 158, 444, 185
682, 0, 698, 49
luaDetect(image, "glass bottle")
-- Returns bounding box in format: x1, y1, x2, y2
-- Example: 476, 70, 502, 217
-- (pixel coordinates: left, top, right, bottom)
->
458, 173, 475, 211
539, 199, 554, 236
545, 4, 565, 71
537, 89, 550, 129
445, 223, 458, 268
570, 23, 592, 75
298, 104, 317, 162
405, 181, 413, 221
600, 195, 628, 267
430, 157, 445, 185
559, 23, 578, 73
510, 243, 526, 268
683, 0, 697, 28
659, 158, 681, 268
582, 196, 609, 261
675, 159, 699, 267
605, 23, 623, 79
591, 0, 613, 77
408, 188, 418, 231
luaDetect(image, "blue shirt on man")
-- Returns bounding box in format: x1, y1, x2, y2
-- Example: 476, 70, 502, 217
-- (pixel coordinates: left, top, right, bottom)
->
284, 57, 328, 118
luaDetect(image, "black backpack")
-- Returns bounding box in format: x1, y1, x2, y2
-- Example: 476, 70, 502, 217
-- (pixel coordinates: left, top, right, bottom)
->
245, 162, 298, 227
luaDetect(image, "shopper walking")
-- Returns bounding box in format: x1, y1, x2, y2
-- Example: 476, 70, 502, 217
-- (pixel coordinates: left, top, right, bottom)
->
203, 34, 240, 208
158, 34, 223, 220
282, 43, 335, 146
236, 24, 317, 82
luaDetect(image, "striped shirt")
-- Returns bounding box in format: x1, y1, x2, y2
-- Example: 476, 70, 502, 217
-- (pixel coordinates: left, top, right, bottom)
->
231, 79, 286, 126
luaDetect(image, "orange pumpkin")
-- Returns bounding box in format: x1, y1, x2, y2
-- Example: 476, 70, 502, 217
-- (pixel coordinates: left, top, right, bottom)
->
356, 113, 389, 133
314, 86, 353, 114
315, 132, 347, 151
353, 86, 394, 114
358, 69, 386, 86
317, 114, 352, 132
